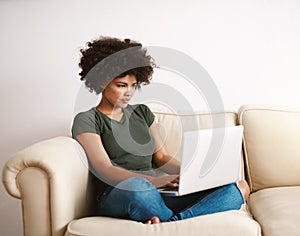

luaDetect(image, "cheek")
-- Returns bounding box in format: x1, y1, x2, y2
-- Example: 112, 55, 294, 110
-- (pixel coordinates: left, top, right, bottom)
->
105, 88, 123, 101
113, 89, 124, 98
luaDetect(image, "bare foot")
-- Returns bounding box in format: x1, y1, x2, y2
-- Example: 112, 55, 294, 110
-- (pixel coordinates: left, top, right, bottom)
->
144, 216, 161, 224
237, 180, 250, 202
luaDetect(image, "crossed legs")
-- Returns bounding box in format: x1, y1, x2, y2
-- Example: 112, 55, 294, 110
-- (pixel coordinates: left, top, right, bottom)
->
98, 177, 250, 224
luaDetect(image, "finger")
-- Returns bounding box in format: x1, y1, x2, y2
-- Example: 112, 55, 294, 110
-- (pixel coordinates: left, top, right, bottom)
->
170, 177, 179, 183
166, 182, 179, 188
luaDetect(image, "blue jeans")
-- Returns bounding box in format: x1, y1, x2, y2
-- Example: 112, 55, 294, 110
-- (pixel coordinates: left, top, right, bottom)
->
97, 177, 244, 222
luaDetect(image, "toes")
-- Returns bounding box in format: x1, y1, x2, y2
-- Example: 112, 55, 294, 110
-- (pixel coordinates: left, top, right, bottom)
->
151, 216, 160, 224
144, 216, 161, 224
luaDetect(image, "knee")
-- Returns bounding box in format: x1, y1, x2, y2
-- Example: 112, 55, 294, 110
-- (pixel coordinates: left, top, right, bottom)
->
117, 177, 156, 193
118, 178, 159, 205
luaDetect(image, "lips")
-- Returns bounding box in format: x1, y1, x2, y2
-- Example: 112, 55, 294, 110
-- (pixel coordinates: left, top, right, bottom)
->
120, 99, 130, 103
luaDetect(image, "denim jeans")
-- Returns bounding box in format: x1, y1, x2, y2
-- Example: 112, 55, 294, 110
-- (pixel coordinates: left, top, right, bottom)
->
97, 177, 244, 222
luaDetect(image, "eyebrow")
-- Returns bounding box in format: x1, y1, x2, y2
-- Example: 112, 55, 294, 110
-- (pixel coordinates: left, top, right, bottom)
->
115, 81, 127, 84
115, 81, 137, 85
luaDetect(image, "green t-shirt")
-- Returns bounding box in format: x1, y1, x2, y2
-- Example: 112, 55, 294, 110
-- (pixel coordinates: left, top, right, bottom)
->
72, 104, 156, 172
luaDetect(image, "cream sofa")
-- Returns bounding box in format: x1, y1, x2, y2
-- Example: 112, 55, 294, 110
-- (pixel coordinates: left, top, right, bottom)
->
238, 105, 300, 236
2, 104, 300, 236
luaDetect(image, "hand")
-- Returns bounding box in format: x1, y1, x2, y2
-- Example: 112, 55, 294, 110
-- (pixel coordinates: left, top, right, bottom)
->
150, 175, 179, 189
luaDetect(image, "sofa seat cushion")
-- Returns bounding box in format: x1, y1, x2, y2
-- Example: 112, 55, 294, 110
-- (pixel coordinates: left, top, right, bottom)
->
248, 186, 300, 236
66, 208, 260, 236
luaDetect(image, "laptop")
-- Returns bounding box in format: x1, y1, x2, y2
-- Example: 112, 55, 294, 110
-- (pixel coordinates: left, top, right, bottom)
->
158, 125, 244, 196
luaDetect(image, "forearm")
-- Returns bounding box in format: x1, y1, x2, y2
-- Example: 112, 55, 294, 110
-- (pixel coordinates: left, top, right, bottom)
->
153, 154, 180, 175
94, 164, 153, 186
75, 133, 178, 188
93, 163, 178, 189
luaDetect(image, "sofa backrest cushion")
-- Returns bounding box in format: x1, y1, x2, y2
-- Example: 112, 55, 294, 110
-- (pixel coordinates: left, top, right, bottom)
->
238, 105, 300, 192
152, 108, 237, 160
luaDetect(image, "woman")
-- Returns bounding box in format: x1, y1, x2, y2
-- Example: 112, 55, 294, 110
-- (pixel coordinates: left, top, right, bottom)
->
72, 36, 250, 224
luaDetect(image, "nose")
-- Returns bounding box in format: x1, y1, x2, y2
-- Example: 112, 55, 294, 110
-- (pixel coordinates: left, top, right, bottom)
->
124, 86, 135, 96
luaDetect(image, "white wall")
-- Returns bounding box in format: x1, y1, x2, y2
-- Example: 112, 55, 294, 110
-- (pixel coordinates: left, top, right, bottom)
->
1, 0, 300, 235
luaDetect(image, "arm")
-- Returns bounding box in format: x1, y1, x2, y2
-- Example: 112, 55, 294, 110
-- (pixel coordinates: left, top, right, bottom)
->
76, 132, 178, 188
149, 119, 181, 175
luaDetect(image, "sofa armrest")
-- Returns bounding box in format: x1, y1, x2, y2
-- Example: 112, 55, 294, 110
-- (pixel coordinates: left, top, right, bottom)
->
2, 136, 95, 236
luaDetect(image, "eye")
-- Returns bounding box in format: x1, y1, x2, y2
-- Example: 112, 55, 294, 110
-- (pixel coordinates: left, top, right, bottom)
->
117, 84, 126, 88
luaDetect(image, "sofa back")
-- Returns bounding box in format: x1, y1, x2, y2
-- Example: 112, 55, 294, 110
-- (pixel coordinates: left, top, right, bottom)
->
151, 107, 244, 177
152, 108, 237, 159
238, 105, 300, 192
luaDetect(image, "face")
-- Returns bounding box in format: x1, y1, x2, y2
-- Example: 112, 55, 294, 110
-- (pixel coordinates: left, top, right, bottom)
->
101, 74, 138, 109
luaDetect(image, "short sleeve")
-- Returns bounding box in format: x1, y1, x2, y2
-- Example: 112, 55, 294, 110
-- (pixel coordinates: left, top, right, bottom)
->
71, 109, 102, 139
138, 104, 155, 127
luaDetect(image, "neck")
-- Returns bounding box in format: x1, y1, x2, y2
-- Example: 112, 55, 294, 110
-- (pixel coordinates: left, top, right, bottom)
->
97, 101, 123, 119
